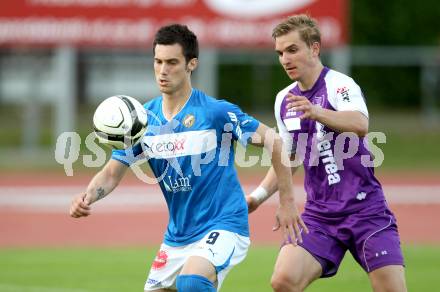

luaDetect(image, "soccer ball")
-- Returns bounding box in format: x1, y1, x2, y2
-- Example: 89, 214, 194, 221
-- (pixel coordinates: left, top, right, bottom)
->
93, 95, 147, 150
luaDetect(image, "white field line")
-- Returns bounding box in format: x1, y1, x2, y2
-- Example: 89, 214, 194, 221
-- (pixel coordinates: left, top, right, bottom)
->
0, 283, 88, 292
0, 184, 439, 212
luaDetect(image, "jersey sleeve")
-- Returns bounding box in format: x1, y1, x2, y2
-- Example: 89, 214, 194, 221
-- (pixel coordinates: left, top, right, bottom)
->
328, 78, 369, 118
274, 90, 296, 155
215, 100, 260, 147
111, 142, 145, 166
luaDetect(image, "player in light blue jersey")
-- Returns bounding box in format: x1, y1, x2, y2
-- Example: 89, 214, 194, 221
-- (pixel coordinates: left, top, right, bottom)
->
70, 24, 307, 292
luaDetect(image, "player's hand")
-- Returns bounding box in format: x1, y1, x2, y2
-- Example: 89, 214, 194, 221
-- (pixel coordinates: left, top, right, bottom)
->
285, 93, 320, 120
273, 198, 308, 245
246, 195, 260, 213
70, 193, 91, 218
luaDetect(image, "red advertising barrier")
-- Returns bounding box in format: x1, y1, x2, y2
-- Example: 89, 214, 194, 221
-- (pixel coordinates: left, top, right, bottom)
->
0, 0, 347, 48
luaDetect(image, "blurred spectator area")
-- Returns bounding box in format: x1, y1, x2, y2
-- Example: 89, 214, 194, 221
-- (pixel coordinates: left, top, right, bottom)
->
0, 46, 439, 170
2, 0, 440, 171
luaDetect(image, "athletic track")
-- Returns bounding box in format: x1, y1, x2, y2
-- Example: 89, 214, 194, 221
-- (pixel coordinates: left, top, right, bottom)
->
1, 172, 439, 247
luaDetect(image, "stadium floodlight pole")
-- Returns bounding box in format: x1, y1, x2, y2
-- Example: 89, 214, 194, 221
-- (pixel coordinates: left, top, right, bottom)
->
53, 46, 77, 144
194, 48, 218, 96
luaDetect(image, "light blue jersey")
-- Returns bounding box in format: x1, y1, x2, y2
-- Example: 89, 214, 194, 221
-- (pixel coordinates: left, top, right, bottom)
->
112, 89, 260, 246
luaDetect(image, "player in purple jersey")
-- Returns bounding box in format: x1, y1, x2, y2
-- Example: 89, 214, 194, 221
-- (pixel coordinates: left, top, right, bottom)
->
247, 15, 407, 291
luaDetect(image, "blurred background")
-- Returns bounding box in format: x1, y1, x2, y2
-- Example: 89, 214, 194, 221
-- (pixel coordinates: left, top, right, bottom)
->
1, 1, 440, 291
0, 0, 439, 171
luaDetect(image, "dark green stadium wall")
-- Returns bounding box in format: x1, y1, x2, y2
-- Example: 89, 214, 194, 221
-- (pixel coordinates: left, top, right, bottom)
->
218, 0, 440, 112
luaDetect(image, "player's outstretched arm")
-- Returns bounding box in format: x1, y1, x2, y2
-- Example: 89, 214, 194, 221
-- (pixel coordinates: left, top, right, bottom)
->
250, 123, 308, 244
70, 159, 128, 218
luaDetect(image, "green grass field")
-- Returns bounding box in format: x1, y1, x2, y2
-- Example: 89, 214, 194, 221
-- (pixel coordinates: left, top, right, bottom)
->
1, 109, 439, 292
0, 245, 439, 291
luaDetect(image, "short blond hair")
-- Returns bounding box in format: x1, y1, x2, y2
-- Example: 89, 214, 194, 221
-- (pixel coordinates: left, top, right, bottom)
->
272, 14, 321, 47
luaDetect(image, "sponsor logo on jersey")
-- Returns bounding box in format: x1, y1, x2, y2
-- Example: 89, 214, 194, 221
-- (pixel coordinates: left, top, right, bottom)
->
163, 175, 192, 193
337, 86, 350, 102
183, 114, 195, 128
315, 121, 328, 140
317, 139, 341, 186
147, 138, 186, 154
142, 130, 216, 159
152, 250, 168, 270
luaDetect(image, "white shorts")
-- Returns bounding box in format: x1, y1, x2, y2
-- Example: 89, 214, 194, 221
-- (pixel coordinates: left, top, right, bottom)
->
144, 230, 250, 291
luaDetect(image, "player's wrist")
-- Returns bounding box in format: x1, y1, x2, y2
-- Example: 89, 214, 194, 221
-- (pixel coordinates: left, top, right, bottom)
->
249, 186, 270, 205
310, 105, 321, 121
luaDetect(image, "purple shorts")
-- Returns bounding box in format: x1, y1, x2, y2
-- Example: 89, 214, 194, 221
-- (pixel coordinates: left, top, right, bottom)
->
295, 206, 404, 277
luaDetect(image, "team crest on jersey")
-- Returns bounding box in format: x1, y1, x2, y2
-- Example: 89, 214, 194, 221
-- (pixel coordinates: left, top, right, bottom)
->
337, 86, 350, 102
183, 114, 195, 128
152, 250, 168, 270
313, 95, 324, 106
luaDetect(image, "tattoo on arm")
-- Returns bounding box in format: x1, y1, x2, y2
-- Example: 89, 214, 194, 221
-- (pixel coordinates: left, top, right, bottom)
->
96, 187, 106, 201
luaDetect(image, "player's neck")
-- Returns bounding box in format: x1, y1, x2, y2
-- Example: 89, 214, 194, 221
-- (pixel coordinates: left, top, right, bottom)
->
162, 84, 192, 120
297, 62, 324, 91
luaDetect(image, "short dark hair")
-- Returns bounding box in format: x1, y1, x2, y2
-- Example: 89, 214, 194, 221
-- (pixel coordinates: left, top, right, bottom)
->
153, 24, 199, 63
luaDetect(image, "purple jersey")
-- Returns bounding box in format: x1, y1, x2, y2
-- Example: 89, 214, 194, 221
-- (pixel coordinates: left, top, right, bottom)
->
275, 67, 386, 215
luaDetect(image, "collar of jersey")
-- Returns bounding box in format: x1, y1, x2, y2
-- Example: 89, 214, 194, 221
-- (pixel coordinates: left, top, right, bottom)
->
160, 88, 194, 123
